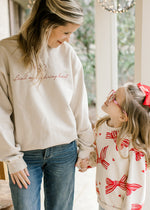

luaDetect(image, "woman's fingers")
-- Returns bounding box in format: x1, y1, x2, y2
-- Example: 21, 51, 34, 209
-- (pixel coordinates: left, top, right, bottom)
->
80, 158, 89, 168
13, 174, 23, 189
79, 158, 89, 172
10, 168, 31, 189
75, 157, 82, 168
76, 158, 89, 172
20, 169, 30, 186
10, 174, 15, 185
24, 168, 30, 177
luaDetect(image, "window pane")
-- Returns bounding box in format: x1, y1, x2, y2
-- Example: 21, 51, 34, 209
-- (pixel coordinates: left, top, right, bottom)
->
117, 6, 135, 86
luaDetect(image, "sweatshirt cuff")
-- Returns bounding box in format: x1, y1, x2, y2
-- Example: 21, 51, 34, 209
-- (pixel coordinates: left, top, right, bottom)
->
7, 157, 27, 174
78, 147, 94, 159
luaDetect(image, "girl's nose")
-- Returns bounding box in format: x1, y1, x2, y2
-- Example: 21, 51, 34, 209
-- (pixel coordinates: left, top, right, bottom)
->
106, 95, 110, 102
106, 95, 113, 104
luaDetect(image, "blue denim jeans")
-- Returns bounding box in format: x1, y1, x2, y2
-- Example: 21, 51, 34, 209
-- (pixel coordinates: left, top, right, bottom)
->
9, 141, 77, 210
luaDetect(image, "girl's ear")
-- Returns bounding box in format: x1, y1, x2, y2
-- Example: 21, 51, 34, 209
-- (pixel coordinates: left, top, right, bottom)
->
120, 113, 128, 122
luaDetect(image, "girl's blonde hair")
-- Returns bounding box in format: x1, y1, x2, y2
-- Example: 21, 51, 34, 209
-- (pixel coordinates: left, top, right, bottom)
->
96, 83, 150, 167
17, 0, 83, 80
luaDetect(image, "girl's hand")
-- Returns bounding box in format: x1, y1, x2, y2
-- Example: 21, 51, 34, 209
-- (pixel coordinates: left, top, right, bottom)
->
76, 157, 89, 172
10, 168, 30, 189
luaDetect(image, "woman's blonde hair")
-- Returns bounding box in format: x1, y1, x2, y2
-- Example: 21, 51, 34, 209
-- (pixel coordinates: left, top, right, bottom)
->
17, 0, 83, 80
96, 83, 150, 167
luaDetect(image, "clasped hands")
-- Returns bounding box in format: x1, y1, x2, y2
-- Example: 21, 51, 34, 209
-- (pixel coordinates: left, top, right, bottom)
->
75, 157, 89, 172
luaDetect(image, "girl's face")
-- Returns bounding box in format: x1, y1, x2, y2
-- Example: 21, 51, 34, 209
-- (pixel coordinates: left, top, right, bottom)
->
101, 87, 127, 126
48, 23, 80, 48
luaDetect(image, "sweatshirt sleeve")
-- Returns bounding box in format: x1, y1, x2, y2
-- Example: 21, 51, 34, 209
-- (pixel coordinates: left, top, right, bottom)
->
122, 148, 146, 210
89, 129, 97, 167
0, 46, 27, 174
70, 49, 94, 158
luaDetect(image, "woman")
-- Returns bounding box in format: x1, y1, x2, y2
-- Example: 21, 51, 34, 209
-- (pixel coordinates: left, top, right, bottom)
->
0, 0, 93, 209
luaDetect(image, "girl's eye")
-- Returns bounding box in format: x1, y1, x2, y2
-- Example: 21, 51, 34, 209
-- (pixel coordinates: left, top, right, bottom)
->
64, 32, 69, 35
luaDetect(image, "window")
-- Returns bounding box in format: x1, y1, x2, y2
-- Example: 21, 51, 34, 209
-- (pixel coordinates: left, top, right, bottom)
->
117, 7, 135, 85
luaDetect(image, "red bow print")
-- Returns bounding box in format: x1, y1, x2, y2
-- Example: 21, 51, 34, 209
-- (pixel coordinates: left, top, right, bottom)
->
130, 148, 145, 161
145, 161, 147, 171
96, 146, 110, 170
96, 182, 100, 195
137, 83, 150, 107
126, 182, 142, 196
96, 186, 100, 195
106, 131, 118, 150
131, 204, 143, 210
119, 139, 130, 150
106, 132, 129, 151
106, 131, 118, 141
106, 175, 142, 195
106, 175, 127, 194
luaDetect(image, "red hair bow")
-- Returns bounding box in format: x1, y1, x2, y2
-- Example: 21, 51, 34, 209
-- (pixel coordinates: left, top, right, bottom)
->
137, 83, 150, 107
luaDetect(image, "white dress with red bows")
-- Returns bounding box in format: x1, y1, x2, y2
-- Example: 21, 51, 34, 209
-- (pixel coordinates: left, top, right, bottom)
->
94, 121, 147, 210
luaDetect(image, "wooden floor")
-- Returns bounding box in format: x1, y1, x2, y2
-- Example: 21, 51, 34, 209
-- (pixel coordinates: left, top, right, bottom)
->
0, 180, 13, 210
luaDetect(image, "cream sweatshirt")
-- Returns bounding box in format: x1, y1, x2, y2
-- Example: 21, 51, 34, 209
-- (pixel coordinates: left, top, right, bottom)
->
90, 121, 146, 210
0, 36, 94, 174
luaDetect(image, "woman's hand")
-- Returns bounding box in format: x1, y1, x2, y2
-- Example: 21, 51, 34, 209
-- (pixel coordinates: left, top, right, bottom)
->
10, 168, 30, 189
76, 157, 89, 172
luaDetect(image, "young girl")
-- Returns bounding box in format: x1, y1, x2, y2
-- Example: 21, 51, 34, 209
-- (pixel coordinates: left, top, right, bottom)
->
88, 82, 150, 210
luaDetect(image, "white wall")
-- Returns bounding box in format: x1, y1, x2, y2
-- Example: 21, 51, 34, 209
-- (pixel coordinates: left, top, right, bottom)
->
134, 1, 150, 209
134, 0, 150, 84
0, 0, 10, 40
